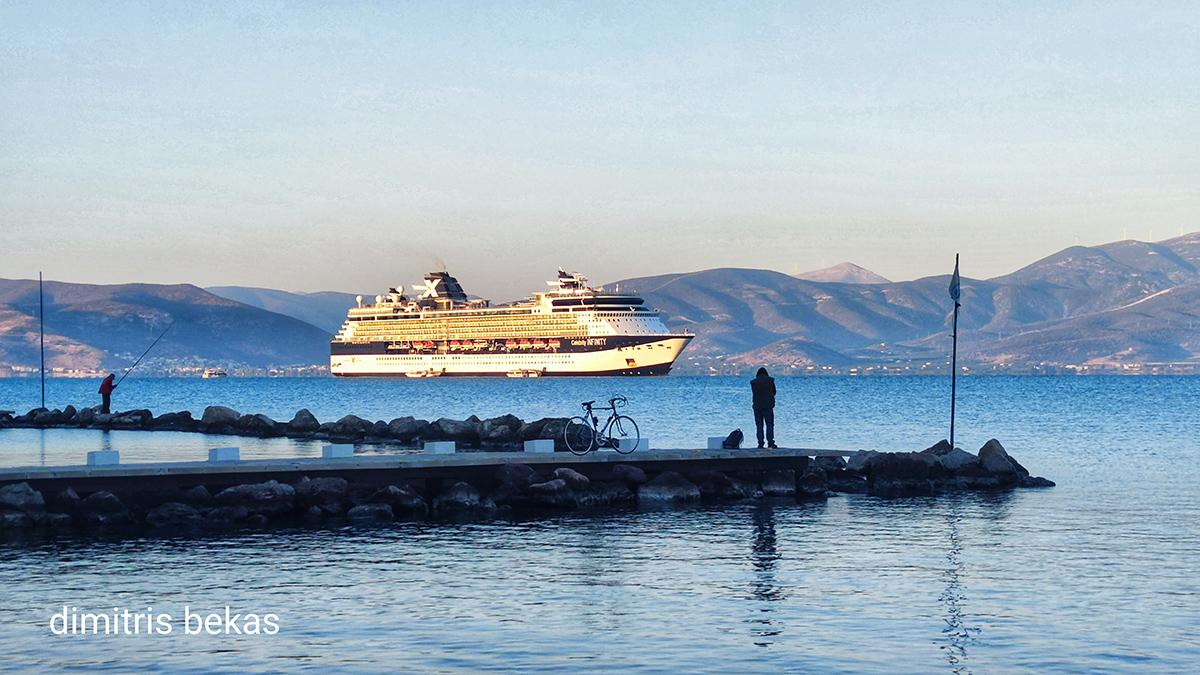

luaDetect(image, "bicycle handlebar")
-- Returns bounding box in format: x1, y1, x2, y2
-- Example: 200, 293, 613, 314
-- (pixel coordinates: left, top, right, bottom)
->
580, 396, 628, 410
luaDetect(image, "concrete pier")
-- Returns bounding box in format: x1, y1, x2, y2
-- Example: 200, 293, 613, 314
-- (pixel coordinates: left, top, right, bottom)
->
0, 447, 850, 497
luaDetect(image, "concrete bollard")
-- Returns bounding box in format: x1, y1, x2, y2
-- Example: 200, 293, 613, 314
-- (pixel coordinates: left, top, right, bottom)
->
617, 438, 647, 453
707, 437, 726, 450
524, 439, 555, 454
208, 447, 240, 462
322, 444, 354, 459
423, 441, 456, 455
87, 450, 119, 466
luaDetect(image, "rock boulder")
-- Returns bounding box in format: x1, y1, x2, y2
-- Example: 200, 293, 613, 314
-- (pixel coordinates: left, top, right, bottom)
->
386, 417, 432, 443
939, 448, 981, 474
433, 481, 480, 511
612, 464, 648, 486
552, 467, 590, 491
80, 491, 133, 525
432, 418, 481, 447
684, 470, 745, 500
152, 411, 197, 431
526, 478, 577, 509
348, 504, 394, 521
797, 467, 829, 500
216, 480, 296, 514
637, 471, 701, 504
978, 439, 1028, 480
329, 415, 374, 440
495, 463, 539, 489
367, 485, 428, 516
287, 409, 321, 434
295, 477, 349, 513
0, 482, 46, 521
201, 406, 241, 430
236, 413, 283, 437
145, 502, 203, 528
761, 469, 797, 497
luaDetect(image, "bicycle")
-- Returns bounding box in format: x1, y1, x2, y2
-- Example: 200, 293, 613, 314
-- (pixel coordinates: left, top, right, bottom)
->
563, 396, 641, 455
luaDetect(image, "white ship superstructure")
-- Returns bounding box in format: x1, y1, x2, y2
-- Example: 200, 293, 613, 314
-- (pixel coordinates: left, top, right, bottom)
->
330, 269, 691, 376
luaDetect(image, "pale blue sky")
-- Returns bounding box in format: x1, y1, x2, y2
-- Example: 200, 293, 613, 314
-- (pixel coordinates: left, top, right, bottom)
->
2, 1, 1196, 301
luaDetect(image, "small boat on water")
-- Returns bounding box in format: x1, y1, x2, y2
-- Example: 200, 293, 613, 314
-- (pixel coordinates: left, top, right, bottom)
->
506, 369, 542, 379
202, 368, 228, 379
406, 369, 444, 378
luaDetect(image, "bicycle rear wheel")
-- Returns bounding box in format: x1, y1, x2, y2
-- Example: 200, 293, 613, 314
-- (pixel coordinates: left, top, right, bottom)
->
610, 415, 641, 454
564, 416, 595, 455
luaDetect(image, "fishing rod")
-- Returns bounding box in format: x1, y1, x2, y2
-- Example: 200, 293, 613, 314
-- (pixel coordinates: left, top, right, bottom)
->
116, 320, 175, 386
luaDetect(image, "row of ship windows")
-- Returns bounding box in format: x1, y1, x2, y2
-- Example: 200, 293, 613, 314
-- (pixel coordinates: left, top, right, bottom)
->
345, 323, 585, 332
378, 355, 574, 362
349, 308, 647, 321
346, 332, 590, 340
348, 321, 656, 332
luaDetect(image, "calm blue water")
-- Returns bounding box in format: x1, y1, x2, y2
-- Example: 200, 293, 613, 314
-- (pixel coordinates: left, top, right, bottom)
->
1, 376, 1198, 673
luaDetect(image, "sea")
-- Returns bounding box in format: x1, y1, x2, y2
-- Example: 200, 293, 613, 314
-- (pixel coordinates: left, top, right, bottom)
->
0, 375, 1197, 674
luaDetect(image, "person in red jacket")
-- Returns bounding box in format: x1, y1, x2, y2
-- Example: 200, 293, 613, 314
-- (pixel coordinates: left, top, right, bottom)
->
98, 373, 117, 414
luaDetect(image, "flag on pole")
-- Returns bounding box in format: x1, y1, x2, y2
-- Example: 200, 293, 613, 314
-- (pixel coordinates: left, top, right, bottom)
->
948, 255, 961, 305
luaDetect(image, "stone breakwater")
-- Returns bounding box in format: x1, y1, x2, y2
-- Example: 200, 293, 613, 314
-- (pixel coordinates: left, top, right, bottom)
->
0, 437, 1052, 533
0, 405, 575, 451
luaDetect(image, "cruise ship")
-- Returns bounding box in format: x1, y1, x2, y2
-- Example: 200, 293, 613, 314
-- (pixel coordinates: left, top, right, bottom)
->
330, 269, 692, 377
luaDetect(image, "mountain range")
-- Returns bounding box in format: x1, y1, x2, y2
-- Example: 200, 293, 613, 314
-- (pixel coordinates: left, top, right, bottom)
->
0, 280, 331, 374
615, 233, 1200, 374
2, 234, 1198, 376
205, 286, 358, 335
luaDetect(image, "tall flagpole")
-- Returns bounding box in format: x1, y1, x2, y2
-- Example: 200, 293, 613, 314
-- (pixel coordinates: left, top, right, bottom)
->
949, 255, 961, 449
40, 272, 45, 410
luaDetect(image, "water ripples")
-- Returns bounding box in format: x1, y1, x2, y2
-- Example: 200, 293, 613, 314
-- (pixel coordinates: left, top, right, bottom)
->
2, 377, 1199, 672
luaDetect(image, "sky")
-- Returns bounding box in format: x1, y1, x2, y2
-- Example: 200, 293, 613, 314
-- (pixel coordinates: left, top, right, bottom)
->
1, 1, 1197, 302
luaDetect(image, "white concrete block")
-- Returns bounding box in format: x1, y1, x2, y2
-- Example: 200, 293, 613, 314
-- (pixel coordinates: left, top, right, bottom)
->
322, 444, 354, 459
424, 441, 456, 455
87, 450, 119, 466
208, 447, 240, 462
524, 439, 555, 453
617, 438, 646, 453
707, 437, 727, 450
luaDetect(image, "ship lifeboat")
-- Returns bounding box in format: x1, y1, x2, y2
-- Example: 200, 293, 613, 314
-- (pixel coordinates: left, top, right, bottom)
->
507, 369, 541, 378
548, 339, 561, 350
531, 339, 547, 349
449, 340, 461, 349
505, 339, 518, 349
473, 340, 488, 349
406, 368, 444, 378
519, 339, 532, 349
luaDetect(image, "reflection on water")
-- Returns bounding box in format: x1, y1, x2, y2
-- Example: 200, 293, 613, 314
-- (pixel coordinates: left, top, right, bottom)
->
0, 428, 346, 468
1, 376, 1199, 673
749, 504, 784, 647
939, 499, 976, 675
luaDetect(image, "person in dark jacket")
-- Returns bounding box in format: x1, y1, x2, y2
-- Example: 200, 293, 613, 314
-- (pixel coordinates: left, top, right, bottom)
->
98, 373, 117, 414
750, 367, 777, 449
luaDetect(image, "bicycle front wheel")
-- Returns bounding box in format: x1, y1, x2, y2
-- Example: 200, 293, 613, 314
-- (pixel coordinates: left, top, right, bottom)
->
564, 416, 595, 455
610, 415, 641, 454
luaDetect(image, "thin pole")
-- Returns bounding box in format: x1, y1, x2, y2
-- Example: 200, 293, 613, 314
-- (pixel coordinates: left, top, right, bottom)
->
949, 253, 960, 449
39, 272, 45, 410
951, 298, 959, 448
